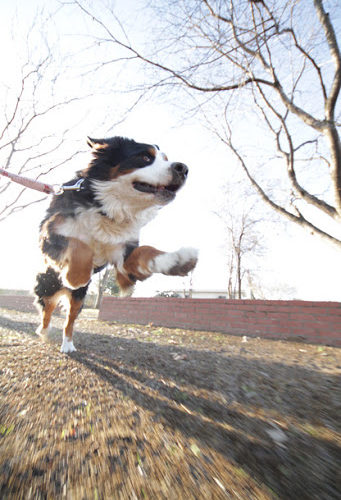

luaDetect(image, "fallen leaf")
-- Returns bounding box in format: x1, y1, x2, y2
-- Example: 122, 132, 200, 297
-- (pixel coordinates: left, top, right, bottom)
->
190, 444, 201, 456
137, 465, 145, 477
266, 427, 288, 446
172, 353, 188, 361
213, 477, 226, 491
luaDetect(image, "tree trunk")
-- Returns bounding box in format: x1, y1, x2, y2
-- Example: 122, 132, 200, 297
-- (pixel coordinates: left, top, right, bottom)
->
236, 248, 242, 299
95, 267, 111, 309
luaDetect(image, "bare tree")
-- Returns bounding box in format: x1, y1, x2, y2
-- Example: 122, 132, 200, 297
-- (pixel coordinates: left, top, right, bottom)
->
94, 267, 120, 308
227, 211, 261, 299
0, 12, 92, 222
215, 182, 265, 299
67, 0, 341, 247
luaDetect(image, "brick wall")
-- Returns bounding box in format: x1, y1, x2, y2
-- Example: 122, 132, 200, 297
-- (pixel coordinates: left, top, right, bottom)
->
1, 295, 340, 347
99, 297, 341, 347
0, 295, 37, 313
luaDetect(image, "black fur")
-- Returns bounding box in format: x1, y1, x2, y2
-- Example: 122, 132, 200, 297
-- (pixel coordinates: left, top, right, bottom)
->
40, 177, 101, 224
123, 241, 139, 261
40, 137, 156, 224
128, 273, 137, 284
34, 267, 63, 305
72, 285, 89, 301
86, 137, 154, 178
41, 233, 68, 262
93, 264, 107, 274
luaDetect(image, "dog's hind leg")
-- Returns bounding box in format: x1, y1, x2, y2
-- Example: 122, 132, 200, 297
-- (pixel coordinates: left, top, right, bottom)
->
34, 267, 64, 336
41, 232, 94, 290
59, 240, 92, 351
36, 296, 58, 336
60, 285, 89, 353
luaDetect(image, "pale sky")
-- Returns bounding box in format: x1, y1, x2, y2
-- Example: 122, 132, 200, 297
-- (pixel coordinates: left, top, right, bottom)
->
0, 0, 340, 302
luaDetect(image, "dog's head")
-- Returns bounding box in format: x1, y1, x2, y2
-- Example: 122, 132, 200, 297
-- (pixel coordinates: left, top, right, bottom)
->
83, 136, 188, 206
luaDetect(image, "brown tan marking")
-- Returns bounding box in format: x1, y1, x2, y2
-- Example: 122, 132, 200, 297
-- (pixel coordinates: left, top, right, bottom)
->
38, 296, 57, 332
37, 289, 71, 333
87, 139, 109, 150
61, 237, 94, 289
110, 146, 157, 178
63, 296, 84, 340
108, 165, 121, 179
148, 146, 157, 159
40, 214, 66, 241
117, 245, 164, 292
116, 270, 134, 291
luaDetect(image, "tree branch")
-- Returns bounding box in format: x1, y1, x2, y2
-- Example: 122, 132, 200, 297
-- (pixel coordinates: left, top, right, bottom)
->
313, 0, 341, 119
224, 124, 341, 249
252, 79, 338, 219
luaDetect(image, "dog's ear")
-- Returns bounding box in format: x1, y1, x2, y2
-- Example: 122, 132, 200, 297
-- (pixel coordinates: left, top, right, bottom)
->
87, 137, 95, 148
87, 137, 108, 149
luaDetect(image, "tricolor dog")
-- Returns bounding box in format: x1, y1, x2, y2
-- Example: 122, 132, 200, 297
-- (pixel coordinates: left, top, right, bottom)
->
34, 136, 198, 352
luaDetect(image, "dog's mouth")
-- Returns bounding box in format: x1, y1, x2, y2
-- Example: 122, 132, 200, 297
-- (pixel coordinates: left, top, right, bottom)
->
133, 181, 181, 197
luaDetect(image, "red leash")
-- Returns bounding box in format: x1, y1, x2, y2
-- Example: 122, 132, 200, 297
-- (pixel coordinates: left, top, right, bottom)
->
0, 168, 84, 196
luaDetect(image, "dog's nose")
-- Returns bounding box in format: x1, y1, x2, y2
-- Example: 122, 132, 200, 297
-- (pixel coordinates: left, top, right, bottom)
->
171, 162, 188, 179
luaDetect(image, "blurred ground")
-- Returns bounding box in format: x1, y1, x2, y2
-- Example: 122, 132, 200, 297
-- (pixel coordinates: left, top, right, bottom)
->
0, 307, 340, 499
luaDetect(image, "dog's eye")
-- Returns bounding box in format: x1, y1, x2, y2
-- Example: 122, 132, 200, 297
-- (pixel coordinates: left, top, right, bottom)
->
143, 155, 151, 163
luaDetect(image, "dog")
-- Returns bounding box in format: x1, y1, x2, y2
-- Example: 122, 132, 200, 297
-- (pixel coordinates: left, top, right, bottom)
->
34, 136, 198, 353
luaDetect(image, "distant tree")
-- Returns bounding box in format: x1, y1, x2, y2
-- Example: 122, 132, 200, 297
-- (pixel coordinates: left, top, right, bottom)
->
95, 267, 120, 308
105, 270, 120, 296
215, 181, 265, 299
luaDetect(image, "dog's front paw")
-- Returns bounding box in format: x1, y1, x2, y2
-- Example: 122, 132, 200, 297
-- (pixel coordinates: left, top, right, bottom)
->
60, 337, 77, 353
152, 247, 198, 276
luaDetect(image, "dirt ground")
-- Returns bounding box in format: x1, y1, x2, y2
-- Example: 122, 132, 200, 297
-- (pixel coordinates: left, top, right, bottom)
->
0, 307, 340, 500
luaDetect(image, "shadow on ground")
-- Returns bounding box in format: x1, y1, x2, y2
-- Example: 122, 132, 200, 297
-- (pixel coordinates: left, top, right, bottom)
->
0, 311, 340, 499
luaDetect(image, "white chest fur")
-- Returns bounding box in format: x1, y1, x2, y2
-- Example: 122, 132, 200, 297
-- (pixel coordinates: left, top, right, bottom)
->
55, 175, 162, 268
56, 206, 156, 268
